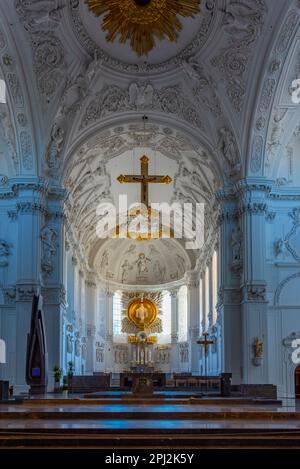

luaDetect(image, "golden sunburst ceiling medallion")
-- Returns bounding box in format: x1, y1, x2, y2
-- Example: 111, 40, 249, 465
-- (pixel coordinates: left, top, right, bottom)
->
85, 0, 201, 56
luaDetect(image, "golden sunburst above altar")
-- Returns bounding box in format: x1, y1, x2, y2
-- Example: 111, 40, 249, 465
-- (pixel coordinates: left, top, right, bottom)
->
85, 0, 201, 56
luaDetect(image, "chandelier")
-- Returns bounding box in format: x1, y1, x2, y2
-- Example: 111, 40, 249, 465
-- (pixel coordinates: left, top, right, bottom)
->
85, 0, 201, 56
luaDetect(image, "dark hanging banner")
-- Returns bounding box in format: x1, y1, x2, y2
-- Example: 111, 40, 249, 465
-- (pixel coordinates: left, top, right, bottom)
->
26, 294, 48, 395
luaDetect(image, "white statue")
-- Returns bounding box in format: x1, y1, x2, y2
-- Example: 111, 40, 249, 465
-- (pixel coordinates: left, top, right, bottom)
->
46, 122, 65, 170
121, 259, 131, 283
129, 83, 154, 109
231, 227, 242, 261
17, 0, 65, 30
0, 239, 10, 267
217, 128, 239, 168
136, 253, 150, 275
222, 0, 264, 44
135, 300, 148, 322
41, 226, 57, 273
86, 50, 102, 85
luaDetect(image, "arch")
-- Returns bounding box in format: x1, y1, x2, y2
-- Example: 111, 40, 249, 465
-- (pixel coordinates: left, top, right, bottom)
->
245, 7, 300, 177
274, 272, 300, 306
0, 15, 38, 176
62, 112, 224, 186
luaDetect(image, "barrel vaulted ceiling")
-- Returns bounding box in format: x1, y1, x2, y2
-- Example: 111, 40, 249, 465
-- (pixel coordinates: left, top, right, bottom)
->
0, 0, 299, 284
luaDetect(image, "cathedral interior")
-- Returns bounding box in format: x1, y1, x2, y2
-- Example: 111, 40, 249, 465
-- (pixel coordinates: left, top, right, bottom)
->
0, 0, 300, 454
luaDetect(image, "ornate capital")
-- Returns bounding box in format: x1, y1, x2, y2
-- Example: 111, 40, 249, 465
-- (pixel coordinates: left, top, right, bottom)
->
185, 271, 200, 288
244, 282, 267, 303
87, 324, 96, 338
17, 284, 39, 302
171, 332, 179, 344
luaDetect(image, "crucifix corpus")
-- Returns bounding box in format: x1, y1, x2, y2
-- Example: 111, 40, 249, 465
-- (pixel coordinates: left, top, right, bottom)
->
197, 332, 215, 356
197, 332, 215, 392
117, 155, 172, 208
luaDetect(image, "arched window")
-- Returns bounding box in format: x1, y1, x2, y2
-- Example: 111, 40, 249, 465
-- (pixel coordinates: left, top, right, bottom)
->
178, 285, 188, 342
113, 291, 122, 336
161, 290, 171, 337
205, 266, 210, 325
0, 78, 6, 104
212, 251, 218, 324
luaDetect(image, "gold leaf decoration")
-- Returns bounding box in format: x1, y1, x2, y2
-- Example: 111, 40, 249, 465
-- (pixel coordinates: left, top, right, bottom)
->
85, 0, 201, 56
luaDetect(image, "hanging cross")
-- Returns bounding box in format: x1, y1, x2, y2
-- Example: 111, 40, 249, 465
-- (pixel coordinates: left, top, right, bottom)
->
117, 155, 172, 207
197, 333, 215, 356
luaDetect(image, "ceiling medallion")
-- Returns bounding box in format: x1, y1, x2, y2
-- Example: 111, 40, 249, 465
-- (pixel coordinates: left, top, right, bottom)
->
85, 0, 201, 56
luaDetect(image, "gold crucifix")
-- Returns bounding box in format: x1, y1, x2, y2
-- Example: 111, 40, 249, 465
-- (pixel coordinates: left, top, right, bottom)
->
117, 155, 172, 207
197, 333, 215, 356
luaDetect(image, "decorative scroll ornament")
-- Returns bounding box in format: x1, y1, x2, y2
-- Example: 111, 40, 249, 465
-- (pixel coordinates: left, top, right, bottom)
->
85, 0, 201, 56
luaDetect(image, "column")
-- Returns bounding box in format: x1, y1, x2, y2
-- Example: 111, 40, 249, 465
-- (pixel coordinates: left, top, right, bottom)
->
14, 179, 46, 393
216, 187, 241, 384
200, 275, 206, 333
170, 289, 179, 373
42, 186, 66, 390
208, 263, 214, 328
85, 276, 97, 375
187, 271, 200, 375
237, 179, 271, 385
104, 289, 114, 372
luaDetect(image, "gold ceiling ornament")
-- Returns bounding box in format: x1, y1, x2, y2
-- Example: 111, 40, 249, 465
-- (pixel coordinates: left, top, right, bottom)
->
85, 0, 201, 56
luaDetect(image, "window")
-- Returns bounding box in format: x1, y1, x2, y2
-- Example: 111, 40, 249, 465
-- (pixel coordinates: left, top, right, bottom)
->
161, 290, 171, 337
178, 285, 188, 342
212, 251, 218, 324
199, 278, 203, 332
0, 78, 6, 104
205, 266, 210, 325
113, 291, 122, 336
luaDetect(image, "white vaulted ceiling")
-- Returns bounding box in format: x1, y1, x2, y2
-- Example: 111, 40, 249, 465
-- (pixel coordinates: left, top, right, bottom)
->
63, 122, 216, 284
0, 0, 299, 284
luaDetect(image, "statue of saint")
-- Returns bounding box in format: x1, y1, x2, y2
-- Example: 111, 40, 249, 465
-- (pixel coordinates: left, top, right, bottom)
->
136, 253, 150, 275
135, 300, 148, 322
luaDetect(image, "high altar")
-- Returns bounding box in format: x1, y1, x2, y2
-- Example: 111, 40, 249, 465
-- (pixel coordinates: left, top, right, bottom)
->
121, 295, 163, 375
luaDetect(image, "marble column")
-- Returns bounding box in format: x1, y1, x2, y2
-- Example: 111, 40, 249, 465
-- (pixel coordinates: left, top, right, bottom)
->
216, 187, 241, 384
187, 271, 200, 375
104, 289, 114, 372
170, 289, 179, 373
14, 179, 46, 393
237, 179, 271, 385
208, 263, 214, 328
42, 186, 66, 390
200, 275, 206, 333
85, 277, 97, 374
